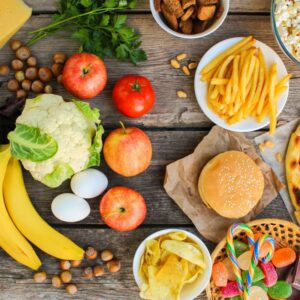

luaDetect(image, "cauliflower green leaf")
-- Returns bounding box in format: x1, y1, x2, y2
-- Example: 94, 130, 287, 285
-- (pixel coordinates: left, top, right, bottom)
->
42, 163, 74, 188
86, 124, 105, 168
8, 124, 58, 162
73, 100, 100, 124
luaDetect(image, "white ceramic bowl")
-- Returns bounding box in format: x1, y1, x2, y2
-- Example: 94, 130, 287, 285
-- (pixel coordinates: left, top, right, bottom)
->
149, 0, 230, 39
133, 229, 212, 300
194, 37, 289, 132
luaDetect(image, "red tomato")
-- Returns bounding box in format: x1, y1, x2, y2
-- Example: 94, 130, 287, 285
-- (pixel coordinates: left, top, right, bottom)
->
112, 75, 155, 118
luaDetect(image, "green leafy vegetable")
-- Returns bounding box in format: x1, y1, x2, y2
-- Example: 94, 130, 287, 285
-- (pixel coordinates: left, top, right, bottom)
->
42, 163, 74, 188
86, 125, 105, 168
27, 0, 147, 64
8, 124, 58, 162
73, 100, 100, 123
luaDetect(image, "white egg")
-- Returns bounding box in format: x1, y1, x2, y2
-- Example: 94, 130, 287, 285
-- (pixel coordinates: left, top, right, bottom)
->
70, 169, 108, 199
51, 193, 90, 222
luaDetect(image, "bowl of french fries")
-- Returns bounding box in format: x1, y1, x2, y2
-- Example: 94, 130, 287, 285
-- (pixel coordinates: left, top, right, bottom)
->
150, 0, 229, 39
194, 36, 291, 134
133, 229, 212, 300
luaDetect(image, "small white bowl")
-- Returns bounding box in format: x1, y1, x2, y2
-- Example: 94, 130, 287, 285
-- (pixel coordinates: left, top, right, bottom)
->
149, 0, 230, 39
133, 229, 212, 300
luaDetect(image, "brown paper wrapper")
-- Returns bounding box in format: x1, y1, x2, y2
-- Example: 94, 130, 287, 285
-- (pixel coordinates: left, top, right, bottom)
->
164, 126, 283, 242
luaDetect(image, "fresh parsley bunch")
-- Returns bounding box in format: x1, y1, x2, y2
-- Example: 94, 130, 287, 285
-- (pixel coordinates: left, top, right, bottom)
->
28, 0, 147, 64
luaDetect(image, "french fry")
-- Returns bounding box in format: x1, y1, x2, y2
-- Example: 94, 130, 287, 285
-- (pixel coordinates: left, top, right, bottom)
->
201, 36, 254, 76
211, 78, 229, 85
239, 51, 252, 102
268, 64, 278, 135
256, 54, 269, 115
276, 73, 292, 88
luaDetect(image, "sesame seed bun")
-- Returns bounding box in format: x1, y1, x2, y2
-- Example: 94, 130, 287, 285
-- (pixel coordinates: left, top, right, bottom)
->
198, 151, 264, 219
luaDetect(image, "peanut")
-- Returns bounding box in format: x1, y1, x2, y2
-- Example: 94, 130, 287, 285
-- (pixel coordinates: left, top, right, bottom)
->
258, 143, 265, 152
170, 59, 180, 69
264, 140, 275, 148
177, 90, 187, 98
176, 53, 187, 61
275, 152, 282, 162
188, 62, 197, 70
182, 66, 190, 76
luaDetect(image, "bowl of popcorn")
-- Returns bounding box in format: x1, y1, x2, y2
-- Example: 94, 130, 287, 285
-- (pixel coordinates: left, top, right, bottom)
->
149, 0, 230, 39
271, 0, 300, 64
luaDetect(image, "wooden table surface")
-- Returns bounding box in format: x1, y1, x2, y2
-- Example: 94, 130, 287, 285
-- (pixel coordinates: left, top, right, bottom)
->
0, 0, 296, 299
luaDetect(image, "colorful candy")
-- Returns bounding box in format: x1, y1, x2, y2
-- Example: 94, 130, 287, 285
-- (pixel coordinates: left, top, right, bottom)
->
223, 257, 237, 281
233, 240, 249, 257
212, 261, 228, 287
248, 286, 268, 300
221, 281, 240, 298
252, 233, 272, 258
267, 280, 293, 299
242, 266, 264, 283
259, 262, 278, 287
237, 251, 252, 271
271, 247, 296, 268
253, 280, 268, 293
229, 296, 242, 300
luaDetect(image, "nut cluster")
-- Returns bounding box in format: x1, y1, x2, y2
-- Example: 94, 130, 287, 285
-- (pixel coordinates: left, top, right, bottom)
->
169, 52, 197, 99
33, 246, 120, 296
0, 39, 67, 99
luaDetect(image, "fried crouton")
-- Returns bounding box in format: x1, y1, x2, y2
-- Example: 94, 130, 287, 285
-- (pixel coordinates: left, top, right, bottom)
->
161, 3, 179, 31
193, 19, 207, 33
198, 0, 219, 4
163, 0, 184, 18
197, 5, 216, 21
181, 6, 195, 21
180, 18, 193, 34
154, 0, 161, 11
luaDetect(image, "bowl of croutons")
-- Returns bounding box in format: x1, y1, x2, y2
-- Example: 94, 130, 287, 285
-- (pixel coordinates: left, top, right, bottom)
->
150, 0, 230, 39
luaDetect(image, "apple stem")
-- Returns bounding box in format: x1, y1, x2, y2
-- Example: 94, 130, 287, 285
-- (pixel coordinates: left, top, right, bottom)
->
103, 207, 125, 219
119, 121, 127, 134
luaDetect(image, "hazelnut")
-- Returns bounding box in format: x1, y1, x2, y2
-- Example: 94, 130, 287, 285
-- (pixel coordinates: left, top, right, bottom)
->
100, 249, 114, 262
52, 275, 62, 288
27, 56, 37, 67
71, 260, 82, 268
7, 79, 20, 92
60, 260, 71, 271
0, 64, 10, 76
10, 39, 22, 51
66, 284, 78, 295
25, 67, 38, 80
57, 74, 63, 85
38, 67, 52, 82
34, 271, 47, 283
85, 246, 97, 260
82, 267, 94, 279
31, 80, 44, 93
15, 70, 25, 82
16, 46, 31, 61
21, 79, 32, 91
106, 259, 121, 273
16, 89, 27, 99
53, 52, 67, 64
60, 270, 72, 283
11, 59, 24, 71
51, 63, 64, 77
93, 265, 104, 277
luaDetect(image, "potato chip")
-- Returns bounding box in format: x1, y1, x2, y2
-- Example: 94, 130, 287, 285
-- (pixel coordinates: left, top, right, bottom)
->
168, 231, 187, 241
145, 240, 160, 266
161, 239, 206, 268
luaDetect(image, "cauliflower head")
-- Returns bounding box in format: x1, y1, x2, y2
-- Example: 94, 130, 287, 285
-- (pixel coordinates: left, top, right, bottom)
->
8, 94, 104, 188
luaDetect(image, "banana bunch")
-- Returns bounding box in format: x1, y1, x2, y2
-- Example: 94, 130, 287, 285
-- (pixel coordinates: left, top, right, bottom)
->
0, 145, 84, 270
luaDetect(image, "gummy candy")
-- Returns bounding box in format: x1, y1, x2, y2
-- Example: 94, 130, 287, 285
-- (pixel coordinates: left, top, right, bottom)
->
260, 261, 278, 287
242, 266, 264, 283
252, 233, 272, 258
248, 286, 268, 300
268, 280, 293, 299
221, 281, 239, 298
233, 240, 249, 257
253, 280, 268, 293
212, 261, 228, 287
223, 257, 237, 281
272, 247, 296, 268
237, 250, 252, 271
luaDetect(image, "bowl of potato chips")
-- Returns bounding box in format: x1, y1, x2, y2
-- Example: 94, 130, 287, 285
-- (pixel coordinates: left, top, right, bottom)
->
133, 229, 212, 300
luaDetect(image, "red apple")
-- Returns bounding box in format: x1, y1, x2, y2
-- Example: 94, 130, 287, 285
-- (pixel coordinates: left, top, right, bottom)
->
103, 123, 152, 177
100, 186, 147, 232
62, 53, 107, 99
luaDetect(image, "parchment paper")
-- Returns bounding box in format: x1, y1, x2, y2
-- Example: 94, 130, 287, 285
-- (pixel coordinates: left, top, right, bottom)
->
254, 119, 300, 224
164, 126, 283, 242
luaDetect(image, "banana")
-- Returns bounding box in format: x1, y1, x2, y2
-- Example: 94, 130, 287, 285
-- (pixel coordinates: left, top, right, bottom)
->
3, 157, 84, 260
0, 145, 41, 270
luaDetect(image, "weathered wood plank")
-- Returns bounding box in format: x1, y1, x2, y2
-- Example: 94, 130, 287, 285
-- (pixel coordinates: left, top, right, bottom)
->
26, 0, 271, 13
0, 130, 289, 225
0, 227, 207, 299
0, 14, 298, 128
